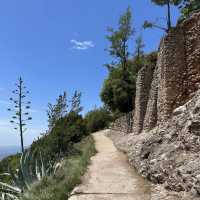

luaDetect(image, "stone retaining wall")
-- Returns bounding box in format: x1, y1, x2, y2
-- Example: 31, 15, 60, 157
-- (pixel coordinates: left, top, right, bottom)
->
110, 111, 133, 134
132, 65, 155, 134
133, 11, 200, 133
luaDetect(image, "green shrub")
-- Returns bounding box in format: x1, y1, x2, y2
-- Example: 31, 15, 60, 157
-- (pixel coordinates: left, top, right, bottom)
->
0, 153, 21, 183
20, 136, 96, 200
30, 111, 87, 161
84, 107, 113, 133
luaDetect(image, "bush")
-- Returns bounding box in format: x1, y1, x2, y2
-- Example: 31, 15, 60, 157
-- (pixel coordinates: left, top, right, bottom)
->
0, 153, 21, 183
20, 136, 96, 200
101, 61, 137, 114
30, 112, 87, 161
84, 107, 113, 133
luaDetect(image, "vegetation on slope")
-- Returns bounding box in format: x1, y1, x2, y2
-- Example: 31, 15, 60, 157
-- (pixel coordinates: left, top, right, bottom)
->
20, 136, 96, 200
0, 91, 111, 199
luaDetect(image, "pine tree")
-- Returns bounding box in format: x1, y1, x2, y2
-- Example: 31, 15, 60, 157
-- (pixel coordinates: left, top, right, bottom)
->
151, 0, 183, 30
106, 6, 134, 71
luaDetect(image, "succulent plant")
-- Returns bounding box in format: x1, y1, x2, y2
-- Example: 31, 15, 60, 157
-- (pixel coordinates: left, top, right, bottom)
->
0, 149, 61, 199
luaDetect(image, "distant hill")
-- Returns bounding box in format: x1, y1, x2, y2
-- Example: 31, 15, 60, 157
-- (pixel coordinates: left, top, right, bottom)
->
0, 146, 20, 160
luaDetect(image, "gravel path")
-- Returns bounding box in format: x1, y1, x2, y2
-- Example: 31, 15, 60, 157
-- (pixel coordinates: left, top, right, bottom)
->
69, 129, 151, 200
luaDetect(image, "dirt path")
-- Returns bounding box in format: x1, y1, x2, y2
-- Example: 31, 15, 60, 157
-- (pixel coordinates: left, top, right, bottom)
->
69, 129, 151, 200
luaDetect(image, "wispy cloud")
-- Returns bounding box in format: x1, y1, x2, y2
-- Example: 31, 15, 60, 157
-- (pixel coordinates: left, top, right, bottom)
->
70, 39, 95, 50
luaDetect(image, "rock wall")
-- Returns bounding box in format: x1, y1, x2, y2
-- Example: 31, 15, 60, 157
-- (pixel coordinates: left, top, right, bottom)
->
143, 65, 158, 131
110, 112, 133, 133
108, 11, 200, 200
132, 64, 155, 134
157, 28, 187, 124
133, 11, 200, 133
127, 90, 200, 200
182, 12, 200, 99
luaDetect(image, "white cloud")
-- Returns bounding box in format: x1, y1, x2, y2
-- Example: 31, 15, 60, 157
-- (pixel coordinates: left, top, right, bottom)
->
70, 39, 95, 50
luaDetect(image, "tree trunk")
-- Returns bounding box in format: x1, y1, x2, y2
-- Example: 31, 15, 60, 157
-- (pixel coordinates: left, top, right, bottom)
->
167, 0, 171, 31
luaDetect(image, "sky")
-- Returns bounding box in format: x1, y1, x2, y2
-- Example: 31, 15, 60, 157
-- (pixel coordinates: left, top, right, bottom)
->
0, 0, 180, 146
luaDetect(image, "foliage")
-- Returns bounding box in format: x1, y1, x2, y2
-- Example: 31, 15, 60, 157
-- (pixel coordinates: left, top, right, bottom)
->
143, 20, 168, 32
84, 107, 113, 133
105, 6, 134, 71
19, 136, 96, 200
101, 60, 137, 114
101, 51, 157, 115
47, 91, 83, 131
31, 111, 87, 162
0, 150, 60, 200
134, 36, 145, 73
0, 155, 21, 176
102, 7, 138, 114
149, 0, 183, 31
70, 91, 83, 114
151, 0, 183, 6
47, 92, 67, 130
8, 77, 32, 153
1, 84, 94, 200
180, 0, 200, 18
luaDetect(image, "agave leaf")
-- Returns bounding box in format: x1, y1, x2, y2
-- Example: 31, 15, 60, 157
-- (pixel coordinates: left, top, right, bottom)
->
0, 173, 11, 177
39, 152, 45, 178
8, 167, 24, 191
1, 193, 19, 200
53, 162, 62, 175
20, 151, 32, 190
0, 182, 21, 193
35, 158, 41, 181
1, 193, 5, 200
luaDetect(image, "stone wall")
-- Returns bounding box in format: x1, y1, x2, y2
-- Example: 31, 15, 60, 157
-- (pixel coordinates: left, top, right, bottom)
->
182, 12, 200, 99
143, 65, 158, 131
133, 11, 200, 133
132, 64, 155, 134
110, 111, 133, 134
157, 27, 187, 124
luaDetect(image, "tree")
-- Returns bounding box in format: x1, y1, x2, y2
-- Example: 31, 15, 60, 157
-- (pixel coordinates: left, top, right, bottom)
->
151, 0, 183, 30
8, 77, 32, 153
101, 61, 136, 114
101, 7, 136, 114
31, 91, 86, 160
134, 36, 145, 73
84, 107, 112, 133
47, 92, 67, 130
70, 91, 83, 114
105, 6, 134, 71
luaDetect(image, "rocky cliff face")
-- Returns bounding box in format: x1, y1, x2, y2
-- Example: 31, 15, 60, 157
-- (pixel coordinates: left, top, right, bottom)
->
108, 12, 200, 199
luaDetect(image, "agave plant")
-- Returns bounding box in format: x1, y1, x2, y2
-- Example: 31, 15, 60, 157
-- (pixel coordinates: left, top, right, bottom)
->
0, 149, 61, 199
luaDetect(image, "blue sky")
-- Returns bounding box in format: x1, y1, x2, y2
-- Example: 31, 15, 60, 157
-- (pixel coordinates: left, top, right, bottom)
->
0, 0, 180, 146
